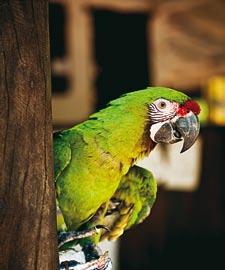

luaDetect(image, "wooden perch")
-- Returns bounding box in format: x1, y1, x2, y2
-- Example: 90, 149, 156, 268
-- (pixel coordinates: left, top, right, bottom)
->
0, 1, 58, 269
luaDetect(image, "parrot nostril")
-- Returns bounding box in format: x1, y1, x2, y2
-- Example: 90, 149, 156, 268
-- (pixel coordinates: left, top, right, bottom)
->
174, 129, 181, 139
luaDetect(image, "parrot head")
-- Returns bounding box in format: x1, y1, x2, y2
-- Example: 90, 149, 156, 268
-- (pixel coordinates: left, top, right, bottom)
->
147, 90, 200, 153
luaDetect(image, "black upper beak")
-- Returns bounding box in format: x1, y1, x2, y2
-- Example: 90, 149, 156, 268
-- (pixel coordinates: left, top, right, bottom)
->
153, 112, 200, 153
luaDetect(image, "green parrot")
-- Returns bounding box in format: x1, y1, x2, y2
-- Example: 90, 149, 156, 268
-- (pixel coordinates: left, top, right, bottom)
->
54, 87, 200, 263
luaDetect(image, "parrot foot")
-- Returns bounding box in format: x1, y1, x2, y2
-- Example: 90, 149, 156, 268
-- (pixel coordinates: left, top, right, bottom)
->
59, 251, 112, 270
58, 225, 110, 248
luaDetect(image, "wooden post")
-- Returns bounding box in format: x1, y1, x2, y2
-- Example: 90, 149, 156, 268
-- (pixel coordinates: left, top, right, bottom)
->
0, 1, 58, 269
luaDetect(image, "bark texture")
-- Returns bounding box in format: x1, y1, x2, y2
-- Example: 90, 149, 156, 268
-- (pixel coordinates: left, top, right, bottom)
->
0, 1, 58, 269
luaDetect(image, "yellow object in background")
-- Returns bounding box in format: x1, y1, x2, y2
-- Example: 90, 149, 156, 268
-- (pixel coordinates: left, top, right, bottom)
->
207, 76, 225, 126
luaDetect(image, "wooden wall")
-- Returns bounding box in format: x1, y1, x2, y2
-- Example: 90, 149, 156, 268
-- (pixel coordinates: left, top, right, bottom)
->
152, 0, 225, 89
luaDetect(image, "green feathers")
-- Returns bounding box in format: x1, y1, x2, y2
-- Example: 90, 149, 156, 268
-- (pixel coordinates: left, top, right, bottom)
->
54, 87, 190, 244
100, 165, 157, 241
54, 132, 71, 181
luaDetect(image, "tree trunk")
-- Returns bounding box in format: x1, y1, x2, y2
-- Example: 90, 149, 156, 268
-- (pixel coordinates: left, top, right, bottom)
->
0, 1, 58, 269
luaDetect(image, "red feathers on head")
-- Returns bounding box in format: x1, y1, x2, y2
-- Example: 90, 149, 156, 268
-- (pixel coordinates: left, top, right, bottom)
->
178, 100, 201, 116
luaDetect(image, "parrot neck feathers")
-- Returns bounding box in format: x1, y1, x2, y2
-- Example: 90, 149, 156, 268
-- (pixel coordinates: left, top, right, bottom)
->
80, 101, 156, 166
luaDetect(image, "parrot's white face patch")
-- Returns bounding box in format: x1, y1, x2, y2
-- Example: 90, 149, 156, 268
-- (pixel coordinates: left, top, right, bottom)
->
150, 121, 168, 142
148, 99, 179, 124
149, 99, 180, 142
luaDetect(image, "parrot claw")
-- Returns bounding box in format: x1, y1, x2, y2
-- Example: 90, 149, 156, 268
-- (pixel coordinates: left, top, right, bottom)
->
58, 225, 110, 249
95, 225, 110, 233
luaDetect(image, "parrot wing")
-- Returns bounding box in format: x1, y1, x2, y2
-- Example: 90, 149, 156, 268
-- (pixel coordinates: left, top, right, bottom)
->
101, 165, 157, 241
53, 131, 72, 181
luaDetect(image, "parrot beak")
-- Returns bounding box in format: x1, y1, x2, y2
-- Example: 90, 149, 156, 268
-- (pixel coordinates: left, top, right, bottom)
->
150, 112, 200, 153
175, 112, 200, 153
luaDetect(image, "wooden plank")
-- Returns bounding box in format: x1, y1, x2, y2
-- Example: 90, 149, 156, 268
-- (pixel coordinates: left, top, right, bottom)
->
0, 1, 58, 269
52, 0, 97, 124
82, 0, 151, 12
51, 0, 152, 12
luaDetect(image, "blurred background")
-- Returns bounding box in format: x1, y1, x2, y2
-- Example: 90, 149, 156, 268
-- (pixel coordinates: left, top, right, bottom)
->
49, 0, 225, 269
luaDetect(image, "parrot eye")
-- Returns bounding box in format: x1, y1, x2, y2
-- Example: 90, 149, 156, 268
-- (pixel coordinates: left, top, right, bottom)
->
155, 99, 170, 111
158, 101, 166, 109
